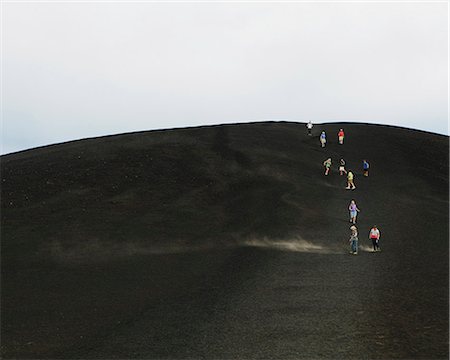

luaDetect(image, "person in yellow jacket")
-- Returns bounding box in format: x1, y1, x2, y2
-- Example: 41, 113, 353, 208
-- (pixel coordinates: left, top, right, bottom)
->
346, 170, 356, 190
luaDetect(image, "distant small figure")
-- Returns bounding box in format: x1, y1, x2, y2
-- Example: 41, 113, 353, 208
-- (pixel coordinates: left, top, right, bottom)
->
323, 158, 332, 175
363, 160, 370, 177
346, 170, 356, 190
306, 121, 313, 136
349, 225, 358, 254
339, 158, 347, 176
348, 200, 360, 224
369, 225, 381, 252
338, 128, 345, 144
320, 131, 327, 148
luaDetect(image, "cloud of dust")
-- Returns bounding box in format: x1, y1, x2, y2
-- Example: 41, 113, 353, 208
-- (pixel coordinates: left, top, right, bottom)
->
243, 237, 341, 254
359, 244, 376, 253
43, 238, 222, 264
43, 235, 345, 264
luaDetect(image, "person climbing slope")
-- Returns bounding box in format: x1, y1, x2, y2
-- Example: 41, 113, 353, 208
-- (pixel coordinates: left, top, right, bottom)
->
349, 225, 358, 255
346, 170, 356, 190
348, 200, 360, 224
323, 158, 332, 175
320, 131, 327, 148
306, 121, 313, 136
363, 160, 370, 177
338, 128, 345, 144
369, 225, 381, 252
339, 158, 347, 175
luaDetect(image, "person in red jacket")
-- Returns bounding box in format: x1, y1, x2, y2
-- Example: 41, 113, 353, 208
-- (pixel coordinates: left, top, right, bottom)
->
338, 129, 345, 144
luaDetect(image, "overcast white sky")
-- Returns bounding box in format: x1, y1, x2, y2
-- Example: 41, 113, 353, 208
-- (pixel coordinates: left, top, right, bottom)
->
1, 1, 448, 154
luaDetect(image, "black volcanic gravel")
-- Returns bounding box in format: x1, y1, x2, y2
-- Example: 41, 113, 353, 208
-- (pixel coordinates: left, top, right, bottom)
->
1, 122, 448, 359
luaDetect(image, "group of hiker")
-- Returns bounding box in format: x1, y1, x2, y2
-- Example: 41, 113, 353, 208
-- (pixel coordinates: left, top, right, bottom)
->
348, 202, 381, 254
323, 157, 366, 189
306, 121, 381, 255
350, 224, 381, 254
314, 127, 345, 148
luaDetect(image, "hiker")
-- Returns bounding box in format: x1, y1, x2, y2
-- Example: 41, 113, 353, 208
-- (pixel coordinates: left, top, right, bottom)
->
349, 225, 358, 254
339, 158, 347, 175
306, 121, 313, 136
323, 158, 332, 175
369, 225, 381, 252
363, 160, 370, 177
348, 200, 360, 224
346, 170, 356, 189
320, 131, 327, 148
338, 128, 345, 144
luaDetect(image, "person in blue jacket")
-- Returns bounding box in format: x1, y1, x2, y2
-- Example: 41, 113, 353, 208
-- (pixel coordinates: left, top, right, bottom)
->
363, 160, 370, 177
320, 131, 327, 148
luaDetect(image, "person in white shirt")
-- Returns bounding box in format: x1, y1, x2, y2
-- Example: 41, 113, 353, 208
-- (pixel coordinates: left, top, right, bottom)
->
306, 121, 313, 136
369, 225, 381, 252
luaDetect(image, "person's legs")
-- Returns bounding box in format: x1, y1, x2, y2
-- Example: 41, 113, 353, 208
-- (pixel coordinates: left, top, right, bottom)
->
353, 240, 358, 254
372, 239, 377, 251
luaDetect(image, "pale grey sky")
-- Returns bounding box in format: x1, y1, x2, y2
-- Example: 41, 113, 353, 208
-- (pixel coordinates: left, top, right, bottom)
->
2, 1, 448, 154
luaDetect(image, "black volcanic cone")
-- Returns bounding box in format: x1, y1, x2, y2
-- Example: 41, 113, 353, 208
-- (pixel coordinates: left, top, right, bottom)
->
1, 122, 448, 359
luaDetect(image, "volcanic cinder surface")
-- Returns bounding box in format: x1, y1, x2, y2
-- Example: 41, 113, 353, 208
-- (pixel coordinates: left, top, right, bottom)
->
1, 122, 448, 359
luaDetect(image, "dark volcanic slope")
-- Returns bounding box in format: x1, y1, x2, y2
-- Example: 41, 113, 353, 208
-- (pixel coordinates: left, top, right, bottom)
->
1, 122, 448, 359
